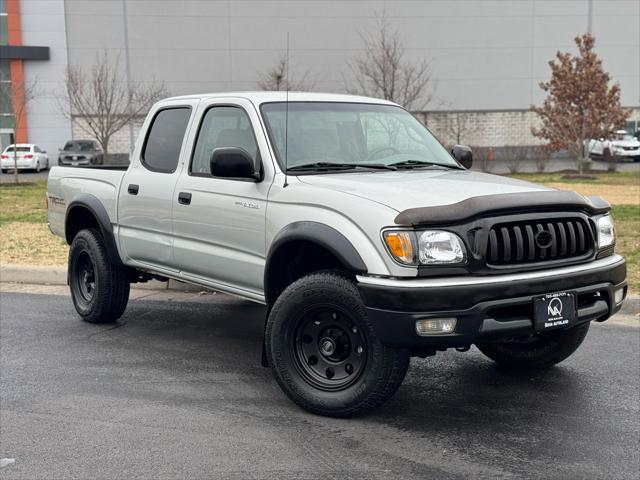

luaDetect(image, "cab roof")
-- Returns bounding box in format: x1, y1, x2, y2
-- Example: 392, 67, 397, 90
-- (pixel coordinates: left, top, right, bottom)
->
160, 91, 400, 107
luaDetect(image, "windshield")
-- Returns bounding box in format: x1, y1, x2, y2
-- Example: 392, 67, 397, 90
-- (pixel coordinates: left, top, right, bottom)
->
63, 141, 96, 151
614, 133, 635, 141
260, 102, 458, 172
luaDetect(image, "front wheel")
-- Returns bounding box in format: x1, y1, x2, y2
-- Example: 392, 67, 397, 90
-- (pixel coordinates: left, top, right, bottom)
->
266, 272, 410, 417
69, 228, 131, 324
476, 322, 590, 369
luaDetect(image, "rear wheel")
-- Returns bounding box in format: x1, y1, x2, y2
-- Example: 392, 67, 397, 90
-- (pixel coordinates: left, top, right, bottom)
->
476, 322, 590, 369
69, 228, 130, 324
266, 272, 409, 417
35, 161, 40, 173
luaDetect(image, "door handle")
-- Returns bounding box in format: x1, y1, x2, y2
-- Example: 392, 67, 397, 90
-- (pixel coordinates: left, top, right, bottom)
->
127, 184, 139, 195
178, 192, 192, 205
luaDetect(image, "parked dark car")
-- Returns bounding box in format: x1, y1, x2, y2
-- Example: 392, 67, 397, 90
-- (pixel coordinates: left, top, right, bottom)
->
58, 140, 103, 166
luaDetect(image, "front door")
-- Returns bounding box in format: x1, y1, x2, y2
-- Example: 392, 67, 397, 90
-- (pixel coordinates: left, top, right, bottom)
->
172, 99, 273, 296
117, 102, 196, 270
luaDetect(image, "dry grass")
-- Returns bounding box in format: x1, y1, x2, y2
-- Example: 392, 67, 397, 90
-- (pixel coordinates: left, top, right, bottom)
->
0, 181, 48, 225
0, 222, 68, 266
545, 182, 639, 205
611, 205, 640, 294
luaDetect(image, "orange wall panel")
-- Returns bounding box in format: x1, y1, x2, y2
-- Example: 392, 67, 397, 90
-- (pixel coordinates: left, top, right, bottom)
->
6, 0, 28, 143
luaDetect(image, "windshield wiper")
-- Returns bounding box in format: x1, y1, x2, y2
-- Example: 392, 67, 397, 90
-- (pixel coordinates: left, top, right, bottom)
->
287, 162, 397, 172
388, 160, 462, 170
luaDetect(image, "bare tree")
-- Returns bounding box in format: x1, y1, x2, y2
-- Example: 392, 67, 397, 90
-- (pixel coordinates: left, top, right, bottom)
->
443, 111, 480, 145
348, 17, 435, 110
532, 34, 629, 174
60, 50, 166, 160
0, 74, 38, 184
531, 145, 550, 173
501, 145, 531, 174
257, 53, 314, 91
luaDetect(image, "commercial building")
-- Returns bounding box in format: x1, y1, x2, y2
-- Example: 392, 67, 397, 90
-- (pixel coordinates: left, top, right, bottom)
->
1, 0, 639, 160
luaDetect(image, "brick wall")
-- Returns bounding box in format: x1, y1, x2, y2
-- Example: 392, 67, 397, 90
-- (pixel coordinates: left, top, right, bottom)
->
417, 110, 544, 148
418, 107, 640, 148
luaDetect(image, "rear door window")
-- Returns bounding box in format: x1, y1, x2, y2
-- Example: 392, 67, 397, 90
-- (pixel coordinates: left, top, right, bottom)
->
142, 107, 192, 173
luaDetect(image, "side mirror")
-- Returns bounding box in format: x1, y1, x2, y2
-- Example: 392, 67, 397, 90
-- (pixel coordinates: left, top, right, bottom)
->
210, 147, 258, 181
451, 144, 473, 169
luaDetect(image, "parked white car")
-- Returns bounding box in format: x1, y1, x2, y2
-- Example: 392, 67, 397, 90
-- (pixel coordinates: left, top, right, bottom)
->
588, 130, 640, 162
1, 144, 50, 173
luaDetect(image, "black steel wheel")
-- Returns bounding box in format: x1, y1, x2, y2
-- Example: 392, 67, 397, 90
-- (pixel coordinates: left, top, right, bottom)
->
68, 228, 130, 324
73, 251, 97, 302
266, 272, 409, 417
292, 306, 368, 392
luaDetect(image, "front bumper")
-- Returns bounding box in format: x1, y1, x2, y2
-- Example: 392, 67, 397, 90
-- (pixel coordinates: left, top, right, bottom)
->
357, 254, 627, 350
59, 159, 91, 166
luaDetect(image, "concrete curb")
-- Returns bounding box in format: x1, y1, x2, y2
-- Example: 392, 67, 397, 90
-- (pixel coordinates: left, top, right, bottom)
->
0, 264, 205, 292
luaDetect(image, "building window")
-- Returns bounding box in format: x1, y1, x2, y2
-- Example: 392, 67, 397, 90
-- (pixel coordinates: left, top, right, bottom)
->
0, 58, 12, 130
0, 0, 7, 45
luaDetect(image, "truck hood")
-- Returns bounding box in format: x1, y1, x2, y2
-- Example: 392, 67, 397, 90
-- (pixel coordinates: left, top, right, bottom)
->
297, 169, 553, 212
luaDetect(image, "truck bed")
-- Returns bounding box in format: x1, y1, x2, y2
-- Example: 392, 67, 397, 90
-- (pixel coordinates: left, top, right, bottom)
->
47, 165, 126, 239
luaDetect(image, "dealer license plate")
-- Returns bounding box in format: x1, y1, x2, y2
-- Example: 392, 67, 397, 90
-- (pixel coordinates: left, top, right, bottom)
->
533, 292, 577, 332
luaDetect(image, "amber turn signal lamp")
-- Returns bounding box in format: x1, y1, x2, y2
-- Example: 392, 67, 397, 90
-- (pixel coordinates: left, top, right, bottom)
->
383, 231, 415, 264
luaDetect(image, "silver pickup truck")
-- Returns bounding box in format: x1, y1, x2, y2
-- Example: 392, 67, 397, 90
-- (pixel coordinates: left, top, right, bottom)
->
47, 92, 627, 417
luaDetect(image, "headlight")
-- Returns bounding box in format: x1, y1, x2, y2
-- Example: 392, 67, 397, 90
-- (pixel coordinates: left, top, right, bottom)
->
597, 215, 615, 248
418, 231, 466, 264
383, 230, 466, 265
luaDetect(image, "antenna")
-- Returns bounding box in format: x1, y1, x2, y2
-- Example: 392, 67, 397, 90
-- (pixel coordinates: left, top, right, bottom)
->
283, 32, 290, 188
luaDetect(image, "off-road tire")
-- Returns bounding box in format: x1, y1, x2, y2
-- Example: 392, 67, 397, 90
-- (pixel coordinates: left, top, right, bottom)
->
68, 228, 130, 324
266, 272, 410, 417
476, 322, 590, 369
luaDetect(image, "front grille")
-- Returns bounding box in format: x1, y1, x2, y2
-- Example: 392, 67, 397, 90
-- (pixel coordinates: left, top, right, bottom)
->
486, 217, 593, 266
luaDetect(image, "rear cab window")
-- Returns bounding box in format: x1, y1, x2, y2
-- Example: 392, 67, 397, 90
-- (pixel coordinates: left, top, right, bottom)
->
142, 107, 192, 173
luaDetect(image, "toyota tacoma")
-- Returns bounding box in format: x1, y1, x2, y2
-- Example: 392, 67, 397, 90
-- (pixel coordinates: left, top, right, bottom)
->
47, 92, 627, 417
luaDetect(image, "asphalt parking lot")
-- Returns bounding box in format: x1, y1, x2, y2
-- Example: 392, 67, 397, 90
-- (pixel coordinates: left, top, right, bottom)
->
0, 287, 638, 479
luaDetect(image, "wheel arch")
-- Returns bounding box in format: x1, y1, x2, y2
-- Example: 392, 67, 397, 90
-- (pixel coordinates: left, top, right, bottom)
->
65, 194, 123, 266
264, 221, 367, 307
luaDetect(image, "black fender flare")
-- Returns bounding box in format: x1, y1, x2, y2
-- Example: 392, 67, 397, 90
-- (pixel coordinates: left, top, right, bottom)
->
260, 221, 368, 367
264, 221, 367, 295
65, 194, 124, 266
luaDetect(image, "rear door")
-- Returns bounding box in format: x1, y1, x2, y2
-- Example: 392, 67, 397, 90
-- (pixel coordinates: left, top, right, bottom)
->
171, 98, 274, 296
117, 100, 197, 271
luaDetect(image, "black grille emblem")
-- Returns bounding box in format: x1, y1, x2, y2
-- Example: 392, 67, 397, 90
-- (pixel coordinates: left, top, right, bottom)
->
535, 230, 553, 249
